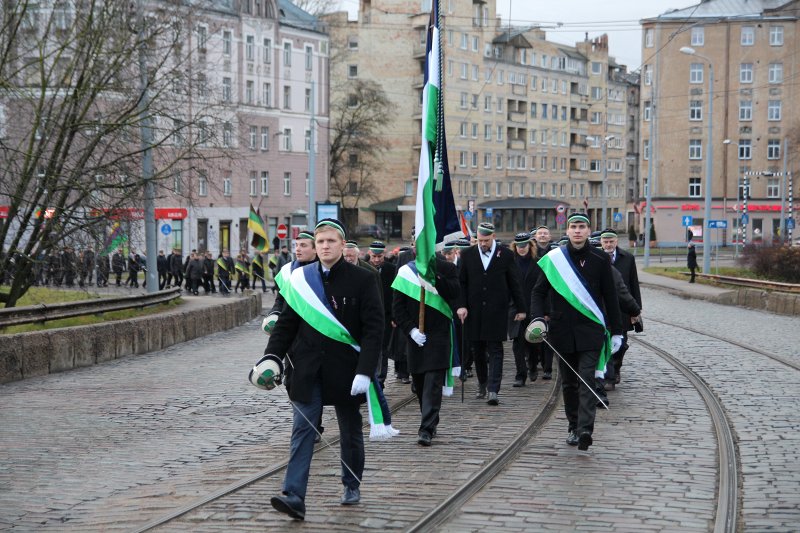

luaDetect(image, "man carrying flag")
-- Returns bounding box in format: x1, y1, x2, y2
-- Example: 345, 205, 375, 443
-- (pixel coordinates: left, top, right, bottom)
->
216, 249, 234, 295
528, 212, 623, 451
266, 219, 383, 519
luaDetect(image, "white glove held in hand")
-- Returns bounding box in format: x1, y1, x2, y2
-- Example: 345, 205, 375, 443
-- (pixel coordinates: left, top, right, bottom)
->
524, 319, 548, 343
350, 374, 371, 395
261, 313, 279, 334
611, 335, 624, 354
410, 328, 427, 347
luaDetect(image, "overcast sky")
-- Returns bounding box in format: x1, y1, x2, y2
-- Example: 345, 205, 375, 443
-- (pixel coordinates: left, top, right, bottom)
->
336, 0, 698, 72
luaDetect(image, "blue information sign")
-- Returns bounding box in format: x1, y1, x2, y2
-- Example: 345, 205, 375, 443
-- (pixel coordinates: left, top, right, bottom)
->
464, 210, 473, 220
485, 208, 493, 218
682, 215, 693, 227
708, 220, 728, 229
787, 218, 796, 230
613, 212, 623, 222
741, 213, 749, 224
160, 224, 172, 236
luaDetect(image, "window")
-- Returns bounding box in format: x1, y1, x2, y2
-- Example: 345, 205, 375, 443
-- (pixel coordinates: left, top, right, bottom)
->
689, 139, 702, 160
645, 28, 654, 47
459, 122, 467, 137
769, 63, 783, 83
644, 101, 651, 121
263, 38, 272, 64
643, 139, 650, 160
245, 80, 254, 104
246, 35, 254, 61
283, 42, 292, 65
250, 172, 257, 196
261, 172, 269, 195
496, 154, 503, 169
689, 100, 702, 120
591, 112, 602, 124
222, 122, 232, 147
691, 27, 704, 46
249, 126, 257, 149
551, 105, 557, 120
198, 171, 207, 196
591, 86, 602, 100
496, 126, 503, 142
739, 100, 752, 121
404, 180, 414, 196
689, 63, 703, 84
591, 62, 602, 75
263, 83, 271, 107
541, 103, 548, 118
484, 124, 491, 140
260, 127, 269, 150
459, 151, 467, 167
305, 129, 311, 152
741, 26, 754, 46
767, 178, 780, 198
483, 182, 490, 196
460, 92, 468, 109
223, 30, 231, 56
689, 177, 701, 198
223, 176, 232, 196
348, 64, 358, 78
644, 65, 652, 85
740, 63, 753, 83
305, 45, 313, 70
768, 100, 782, 121
738, 139, 751, 160
222, 77, 232, 102
197, 26, 208, 51
484, 153, 491, 168
472, 35, 479, 51
283, 85, 291, 109
496, 98, 503, 112
767, 139, 781, 160
484, 95, 491, 111
283, 172, 291, 195
471, 123, 478, 138
769, 26, 784, 46
530, 103, 537, 118
282, 128, 292, 151
471, 152, 478, 168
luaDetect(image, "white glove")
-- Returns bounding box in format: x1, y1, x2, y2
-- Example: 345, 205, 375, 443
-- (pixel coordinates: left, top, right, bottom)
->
611, 335, 623, 354
261, 313, 279, 334
524, 319, 547, 343
410, 327, 427, 347
350, 374, 371, 395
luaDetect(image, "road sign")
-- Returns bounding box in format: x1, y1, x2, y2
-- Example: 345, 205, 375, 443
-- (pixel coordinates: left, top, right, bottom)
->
276, 224, 288, 239
556, 204, 566, 213
682, 215, 693, 227
741, 213, 749, 224
708, 220, 728, 229
556, 213, 566, 225
464, 210, 473, 220
613, 212, 623, 222
485, 208, 493, 218
787, 218, 796, 230
160, 224, 172, 236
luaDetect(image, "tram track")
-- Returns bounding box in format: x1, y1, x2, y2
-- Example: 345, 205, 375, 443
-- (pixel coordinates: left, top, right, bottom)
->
631, 336, 740, 533
131, 368, 561, 532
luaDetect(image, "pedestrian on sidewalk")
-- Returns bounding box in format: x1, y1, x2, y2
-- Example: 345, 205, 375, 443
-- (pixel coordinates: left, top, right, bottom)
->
687, 243, 698, 283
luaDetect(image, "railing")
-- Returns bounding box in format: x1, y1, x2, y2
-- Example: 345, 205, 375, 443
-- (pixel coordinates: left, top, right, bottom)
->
0, 288, 182, 328
680, 273, 800, 293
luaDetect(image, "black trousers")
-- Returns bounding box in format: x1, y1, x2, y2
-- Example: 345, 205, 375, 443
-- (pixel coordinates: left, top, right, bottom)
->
512, 333, 532, 381
530, 342, 554, 375
560, 349, 600, 435
158, 272, 168, 290
472, 340, 504, 393
412, 368, 446, 437
607, 332, 629, 381
202, 274, 215, 293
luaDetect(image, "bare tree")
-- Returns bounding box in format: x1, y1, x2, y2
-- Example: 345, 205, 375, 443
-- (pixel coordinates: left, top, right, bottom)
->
291, 0, 340, 16
328, 80, 392, 210
0, 0, 227, 307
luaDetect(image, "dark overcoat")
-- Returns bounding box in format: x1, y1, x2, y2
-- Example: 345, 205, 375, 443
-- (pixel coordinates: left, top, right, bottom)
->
392, 258, 460, 374
458, 243, 525, 342
507, 252, 539, 339
266, 257, 383, 405
611, 247, 641, 332
530, 243, 623, 354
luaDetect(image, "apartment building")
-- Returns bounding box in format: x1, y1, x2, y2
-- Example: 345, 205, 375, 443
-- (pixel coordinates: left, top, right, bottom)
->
640, 0, 798, 246
326, 0, 638, 239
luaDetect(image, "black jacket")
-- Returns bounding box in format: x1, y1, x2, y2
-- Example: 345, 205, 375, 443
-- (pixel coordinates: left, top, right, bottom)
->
186, 258, 203, 280
157, 255, 168, 274
392, 258, 460, 374
508, 251, 539, 339
266, 258, 384, 405
611, 247, 641, 332
458, 242, 525, 342
169, 253, 183, 275
530, 243, 622, 354
687, 247, 698, 269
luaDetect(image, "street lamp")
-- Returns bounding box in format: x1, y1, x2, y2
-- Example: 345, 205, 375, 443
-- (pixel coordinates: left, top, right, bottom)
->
681, 46, 713, 274
587, 134, 615, 228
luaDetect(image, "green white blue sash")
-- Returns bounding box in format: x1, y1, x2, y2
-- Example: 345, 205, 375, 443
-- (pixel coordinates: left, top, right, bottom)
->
278, 262, 395, 439
537, 247, 612, 376
391, 261, 460, 395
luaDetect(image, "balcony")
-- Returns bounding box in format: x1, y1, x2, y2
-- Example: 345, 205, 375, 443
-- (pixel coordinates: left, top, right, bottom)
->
413, 74, 425, 88
569, 142, 588, 153
507, 139, 525, 151
413, 43, 426, 59
507, 111, 526, 124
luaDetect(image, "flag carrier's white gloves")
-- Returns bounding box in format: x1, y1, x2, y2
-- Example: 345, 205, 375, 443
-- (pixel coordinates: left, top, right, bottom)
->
350, 374, 371, 395
410, 327, 427, 347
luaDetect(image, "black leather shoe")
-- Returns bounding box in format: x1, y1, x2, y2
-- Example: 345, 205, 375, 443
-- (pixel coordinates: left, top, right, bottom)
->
512, 379, 525, 387
542, 372, 552, 380
271, 492, 306, 520
475, 384, 487, 399
566, 430, 579, 446
341, 486, 361, 505
578, 432, 593, 451
529, 371, 538, 382
487, 392, 499, 405
417, 432, 432, 446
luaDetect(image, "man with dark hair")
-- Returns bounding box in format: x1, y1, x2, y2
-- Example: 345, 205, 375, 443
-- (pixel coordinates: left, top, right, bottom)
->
202, 251, 216, 294
456, 222, 525, 405
529, 213, 623, 451
112, 249, 125, 287
169, 248, 183, 289
157, 250, 168, 290
367, 241, 397, 386
266, 219, 383, 520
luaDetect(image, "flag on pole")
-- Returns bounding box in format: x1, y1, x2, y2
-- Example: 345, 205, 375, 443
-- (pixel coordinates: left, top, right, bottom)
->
101, 222, 127, 256
248, 204, 269, 252
459, 211, 472, 239
414, 0, 459, 284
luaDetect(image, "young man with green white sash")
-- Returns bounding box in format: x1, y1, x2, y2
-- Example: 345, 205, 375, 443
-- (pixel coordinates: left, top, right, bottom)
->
528, 212, 623, 451
265, 219, 383, 519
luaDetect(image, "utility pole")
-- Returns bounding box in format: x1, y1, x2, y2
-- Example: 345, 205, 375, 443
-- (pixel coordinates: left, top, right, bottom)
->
308, 80, 316, 228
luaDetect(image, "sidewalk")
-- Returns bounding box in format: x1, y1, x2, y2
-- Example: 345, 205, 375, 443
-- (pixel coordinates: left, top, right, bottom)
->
637, 265, 736, 301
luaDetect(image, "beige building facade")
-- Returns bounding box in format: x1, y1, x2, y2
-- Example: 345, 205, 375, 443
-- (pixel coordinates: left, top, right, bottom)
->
640, 0, 798, 246
327, 0, 639, 240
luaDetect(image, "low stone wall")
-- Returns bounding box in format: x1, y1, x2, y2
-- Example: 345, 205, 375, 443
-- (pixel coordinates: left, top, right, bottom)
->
0, 292, 262, 384
714, 288, 799, 316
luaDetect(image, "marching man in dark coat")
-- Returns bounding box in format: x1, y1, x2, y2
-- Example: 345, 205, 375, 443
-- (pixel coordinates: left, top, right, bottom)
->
529, 213, 623, 451
456, 222, 526, 405
508, 232, 540, 387
392, 255, 460, 446
266, 219, 383, 520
